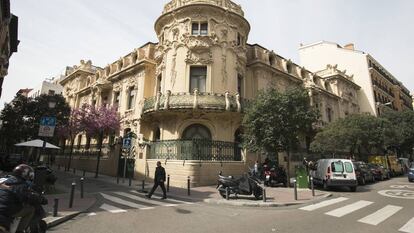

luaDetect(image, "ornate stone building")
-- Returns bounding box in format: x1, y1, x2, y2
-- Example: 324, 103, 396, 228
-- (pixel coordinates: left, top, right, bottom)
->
57, 0, 360, 186
0, 0, 19, 98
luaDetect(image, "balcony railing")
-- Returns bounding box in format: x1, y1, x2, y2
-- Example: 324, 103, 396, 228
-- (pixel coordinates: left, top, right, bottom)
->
148, 139, 242, 161
143, 91, 249, 114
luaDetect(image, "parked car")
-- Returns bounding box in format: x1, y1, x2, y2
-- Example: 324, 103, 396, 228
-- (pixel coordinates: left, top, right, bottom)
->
408, 164, 414, 182
367, 163, 389, 181
353, 161, 375, 185
310, 159, 358, 192
399, 158, 410, 174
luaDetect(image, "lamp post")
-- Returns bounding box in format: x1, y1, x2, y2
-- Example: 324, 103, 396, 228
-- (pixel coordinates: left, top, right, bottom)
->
376, 101, 392, 116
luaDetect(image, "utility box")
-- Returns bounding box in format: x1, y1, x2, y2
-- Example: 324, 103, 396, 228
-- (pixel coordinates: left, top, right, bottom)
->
295, 166, 309, 188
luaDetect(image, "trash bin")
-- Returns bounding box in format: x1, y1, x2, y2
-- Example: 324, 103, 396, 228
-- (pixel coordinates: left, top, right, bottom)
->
295, 166, 309, 188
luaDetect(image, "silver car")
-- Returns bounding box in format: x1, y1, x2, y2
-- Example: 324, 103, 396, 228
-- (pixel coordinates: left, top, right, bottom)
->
408, 164, 414, 182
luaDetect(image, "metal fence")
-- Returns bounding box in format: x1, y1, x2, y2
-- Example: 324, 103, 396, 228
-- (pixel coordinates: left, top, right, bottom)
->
148, 139, 242, 161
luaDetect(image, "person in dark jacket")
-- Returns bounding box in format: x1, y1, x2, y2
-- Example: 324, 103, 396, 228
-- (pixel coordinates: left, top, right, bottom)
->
146, 161, 167, 199
0, 164, 45, 233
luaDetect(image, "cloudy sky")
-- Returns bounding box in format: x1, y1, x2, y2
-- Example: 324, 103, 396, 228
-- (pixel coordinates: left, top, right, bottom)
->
2, 0, 413, 108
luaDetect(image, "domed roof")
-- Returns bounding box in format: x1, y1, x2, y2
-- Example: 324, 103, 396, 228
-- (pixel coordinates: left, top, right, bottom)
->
162, 0, 244, 16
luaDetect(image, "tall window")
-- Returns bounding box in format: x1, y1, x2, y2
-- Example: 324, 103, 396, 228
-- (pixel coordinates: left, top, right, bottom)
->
237, 74, 244, 96
127, 87, 136, 110
48, 90, 55, 95
113, 92, 120, 110
102, 96, 108, 107
326, 108, 332, 122
237, 33, 243, 46
154, 127, 161, 141
190, 66, 207, 92
157, 75, 162, 93
192, 22, 208, 36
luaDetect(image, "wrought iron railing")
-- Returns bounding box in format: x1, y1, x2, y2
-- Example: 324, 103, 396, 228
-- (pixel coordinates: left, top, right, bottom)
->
148, 139, 242, 161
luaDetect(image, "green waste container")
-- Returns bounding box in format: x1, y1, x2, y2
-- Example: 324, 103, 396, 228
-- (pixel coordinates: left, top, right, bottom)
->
295, 166, 309, 188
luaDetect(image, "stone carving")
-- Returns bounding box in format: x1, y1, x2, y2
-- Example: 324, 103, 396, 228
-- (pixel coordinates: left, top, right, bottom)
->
171, 51, 177, 87
185, 50, 213, 64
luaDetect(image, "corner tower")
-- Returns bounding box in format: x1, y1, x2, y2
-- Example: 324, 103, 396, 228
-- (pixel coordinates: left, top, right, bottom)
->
154, 0, 250, 94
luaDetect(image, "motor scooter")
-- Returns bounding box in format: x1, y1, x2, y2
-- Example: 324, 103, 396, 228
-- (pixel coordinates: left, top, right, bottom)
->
216, 170, 263, 200
263, 166, 287, 187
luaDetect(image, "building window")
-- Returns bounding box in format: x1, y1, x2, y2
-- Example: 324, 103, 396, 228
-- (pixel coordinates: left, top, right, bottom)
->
154, 127, 161, 141
182, 124, 211, 140
92, 98, 97, 107
157, 75, 162, 93
127, 87, 136, 110
286, 63, 292, 73
102, 96, 108, 107
237, 33, 244, 46
237, 74, 244, 96
192, 22, 208, 36
190, 66, 207, 92
48, 90, 55, 95
326, 108, 332, 122
113, 92, 120, 110
269, 56, 275, 66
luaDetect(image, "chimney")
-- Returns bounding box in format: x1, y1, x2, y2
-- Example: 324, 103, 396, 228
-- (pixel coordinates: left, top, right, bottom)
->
344, 43, 355, 50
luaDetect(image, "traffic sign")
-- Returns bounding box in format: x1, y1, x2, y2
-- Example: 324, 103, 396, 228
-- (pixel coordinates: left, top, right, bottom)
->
39, 117, 56, 137
123, 138, 132, 149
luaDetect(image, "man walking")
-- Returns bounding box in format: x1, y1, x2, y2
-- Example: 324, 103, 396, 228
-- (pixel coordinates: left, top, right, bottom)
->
146, 161, 167, 199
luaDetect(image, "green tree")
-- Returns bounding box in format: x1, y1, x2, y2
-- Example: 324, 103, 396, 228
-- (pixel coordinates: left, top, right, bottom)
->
381, 110, 414, 157
242, 87, 318, 185
311, 114, 388, 160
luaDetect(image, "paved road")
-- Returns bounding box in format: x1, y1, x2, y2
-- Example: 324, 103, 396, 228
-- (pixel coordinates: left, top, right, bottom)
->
49, 176, 414, 233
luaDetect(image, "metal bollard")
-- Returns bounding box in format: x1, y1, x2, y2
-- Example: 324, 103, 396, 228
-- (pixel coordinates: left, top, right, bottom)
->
80, 177, 84, 199
69, 182, 76, 208
128, 177, 132, 187
263, 188, 266, 202
53, 198, 59, 217
226, 187, 229, 200
310, 177, 315, 197
293, 179, 298, 201
142, 180, 145, 192
187, 176, 190, 196
116, 175, 119, 184
167, 175, 170, 192
83, 170, 86, 177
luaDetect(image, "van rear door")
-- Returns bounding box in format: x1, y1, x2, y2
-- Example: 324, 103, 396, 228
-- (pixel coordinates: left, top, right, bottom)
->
331, 160, 355, 180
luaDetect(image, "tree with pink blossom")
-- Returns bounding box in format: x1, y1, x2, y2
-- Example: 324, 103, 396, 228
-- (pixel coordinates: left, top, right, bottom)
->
77, 104, 120, 178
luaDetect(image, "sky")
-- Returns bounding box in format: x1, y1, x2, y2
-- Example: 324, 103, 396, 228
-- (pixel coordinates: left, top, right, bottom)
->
2, 0, 414, 109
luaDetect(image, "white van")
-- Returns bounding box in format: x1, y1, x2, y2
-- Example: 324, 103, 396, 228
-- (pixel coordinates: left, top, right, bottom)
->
310, 159, 358, 192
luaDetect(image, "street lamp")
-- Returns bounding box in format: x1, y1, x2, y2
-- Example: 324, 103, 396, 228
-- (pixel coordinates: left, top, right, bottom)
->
376, 101, 392, 116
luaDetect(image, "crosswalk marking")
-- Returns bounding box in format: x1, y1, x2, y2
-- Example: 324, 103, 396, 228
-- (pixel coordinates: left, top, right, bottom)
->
399, 217, 414, 233
99, 204, 127, 213
113, 191, 178, 207
299, 197, 349, 211
358, 205, 403, 226
325, 200, 373, 217
100, 193, 149, 209
130, 190, 194, 205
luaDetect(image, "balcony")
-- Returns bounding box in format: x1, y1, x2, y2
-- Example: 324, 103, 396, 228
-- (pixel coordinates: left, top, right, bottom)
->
148, 139, 242, 161
143, 91, 248, 115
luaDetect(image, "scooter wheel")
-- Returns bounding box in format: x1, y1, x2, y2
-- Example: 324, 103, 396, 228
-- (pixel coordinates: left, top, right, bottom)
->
219, 190, 227, 199
254, 188, 263, 200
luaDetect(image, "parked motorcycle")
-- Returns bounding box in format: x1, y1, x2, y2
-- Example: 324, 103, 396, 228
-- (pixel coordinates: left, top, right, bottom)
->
263, 165, 287, 187
216, 170, 263, 200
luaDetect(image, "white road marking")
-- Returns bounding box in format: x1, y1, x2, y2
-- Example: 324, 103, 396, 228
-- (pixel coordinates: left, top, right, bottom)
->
358, 205, 403, 225
399, 217, 414, 233
325, 200, 373, 217
100, 193, 149, 209
113, 191, 178, 207
299, 197, 349, 211
99, 204, 127, 213
130, 190, 194, 205
87, 212, 97, 216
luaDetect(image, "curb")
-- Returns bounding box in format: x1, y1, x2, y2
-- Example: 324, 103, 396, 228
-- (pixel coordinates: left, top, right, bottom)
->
45, 197, 97, 229
202, 192, 332, 207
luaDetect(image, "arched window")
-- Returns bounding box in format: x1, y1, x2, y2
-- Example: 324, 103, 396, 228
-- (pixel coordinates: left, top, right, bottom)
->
153, 127, 161, 141
182, 124, 211, 140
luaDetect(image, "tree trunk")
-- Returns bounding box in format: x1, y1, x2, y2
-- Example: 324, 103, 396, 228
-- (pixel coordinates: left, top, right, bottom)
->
67, 137, 75, 171
286, 146, 291, 188
95, 131, 104, 178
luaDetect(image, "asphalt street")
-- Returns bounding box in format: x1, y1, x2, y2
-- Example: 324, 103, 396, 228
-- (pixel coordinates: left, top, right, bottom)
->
49, 176, 414, 233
